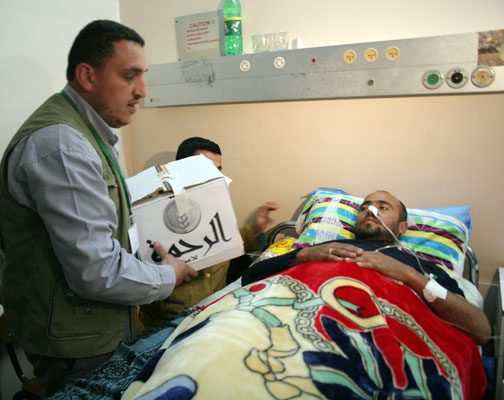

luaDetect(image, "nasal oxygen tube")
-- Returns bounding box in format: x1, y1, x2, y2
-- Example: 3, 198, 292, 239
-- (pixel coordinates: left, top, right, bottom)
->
367, 205, 447, 302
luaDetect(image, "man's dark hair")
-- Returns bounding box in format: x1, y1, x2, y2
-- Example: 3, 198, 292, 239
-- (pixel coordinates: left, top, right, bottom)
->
176, 137, 221, 160
66, 19, 144, 82
398, 201, 407, 223
375, 190, 407, 222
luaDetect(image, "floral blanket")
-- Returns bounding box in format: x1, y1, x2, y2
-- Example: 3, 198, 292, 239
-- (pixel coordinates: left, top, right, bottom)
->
122, 261, 486, 400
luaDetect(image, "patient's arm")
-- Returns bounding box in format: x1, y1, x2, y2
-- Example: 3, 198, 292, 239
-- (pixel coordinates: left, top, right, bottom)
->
241, 242, 364, 285
352, 251, 491, 345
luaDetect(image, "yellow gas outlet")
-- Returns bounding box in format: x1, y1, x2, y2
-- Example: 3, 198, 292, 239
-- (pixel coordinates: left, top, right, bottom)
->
364, 48, 378, 62
343, 50, 357, 64
385, 46, 400, 61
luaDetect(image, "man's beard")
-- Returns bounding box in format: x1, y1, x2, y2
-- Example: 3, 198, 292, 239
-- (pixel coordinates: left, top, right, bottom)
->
354, 223, 396, 244
93, 88, 128, 128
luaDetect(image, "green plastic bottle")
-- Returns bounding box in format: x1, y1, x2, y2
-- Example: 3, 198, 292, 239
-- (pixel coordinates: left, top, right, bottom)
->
223, 0, 243, 55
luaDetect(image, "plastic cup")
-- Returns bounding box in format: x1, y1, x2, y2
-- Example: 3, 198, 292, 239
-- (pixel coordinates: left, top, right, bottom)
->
270, 32, 289, 51
252, 33, 271, 53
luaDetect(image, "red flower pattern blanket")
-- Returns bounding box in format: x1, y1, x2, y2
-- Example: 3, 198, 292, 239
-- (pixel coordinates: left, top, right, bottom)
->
122, 261, 486, 400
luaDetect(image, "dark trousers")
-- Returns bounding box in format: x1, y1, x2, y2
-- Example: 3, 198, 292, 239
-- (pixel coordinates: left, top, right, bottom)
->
25, 309, 138, 395
25, 351, 113, 395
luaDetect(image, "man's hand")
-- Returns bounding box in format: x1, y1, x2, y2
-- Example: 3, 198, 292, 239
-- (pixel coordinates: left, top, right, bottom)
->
294, 242, 364, 266
350, 251, 414, 284
152, 241, 198, 286
252, 201, 280, 237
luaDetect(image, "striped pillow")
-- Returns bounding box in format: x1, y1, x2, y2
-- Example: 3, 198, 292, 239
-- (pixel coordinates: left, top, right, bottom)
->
293, 191, 470, 276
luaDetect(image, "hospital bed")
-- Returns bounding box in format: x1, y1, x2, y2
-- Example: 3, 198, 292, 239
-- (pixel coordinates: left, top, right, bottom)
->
43, 189, 501, 400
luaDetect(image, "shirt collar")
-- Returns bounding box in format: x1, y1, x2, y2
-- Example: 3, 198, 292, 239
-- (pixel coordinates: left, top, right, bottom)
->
62, 83, 119, 147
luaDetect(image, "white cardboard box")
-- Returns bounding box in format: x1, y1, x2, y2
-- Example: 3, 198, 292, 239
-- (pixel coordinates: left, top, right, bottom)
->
126, 155, 244, 270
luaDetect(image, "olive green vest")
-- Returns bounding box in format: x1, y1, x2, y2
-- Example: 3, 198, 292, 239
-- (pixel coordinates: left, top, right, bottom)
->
0, 93, 131, 358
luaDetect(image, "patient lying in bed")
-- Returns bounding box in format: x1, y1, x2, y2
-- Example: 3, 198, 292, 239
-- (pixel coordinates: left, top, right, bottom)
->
244, 190, 489, 345
121, 191, 489, 400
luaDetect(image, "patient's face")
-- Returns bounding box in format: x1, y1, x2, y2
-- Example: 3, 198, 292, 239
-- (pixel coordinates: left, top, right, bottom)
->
354, 191, 406, 243
195, 150, 222, 171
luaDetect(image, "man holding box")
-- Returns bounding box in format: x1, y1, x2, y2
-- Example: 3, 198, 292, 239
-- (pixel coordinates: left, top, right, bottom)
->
0, 20, 197, 394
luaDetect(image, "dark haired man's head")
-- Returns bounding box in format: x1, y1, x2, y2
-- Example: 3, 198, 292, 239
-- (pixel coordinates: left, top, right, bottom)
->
176, 137, 222, 170
354, 191, 408, 244
67, 20, 144, 82
66, 20, 147, 128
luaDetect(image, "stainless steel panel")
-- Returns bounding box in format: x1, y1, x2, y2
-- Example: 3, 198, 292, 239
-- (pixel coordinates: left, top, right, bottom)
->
144, 31, 504, 107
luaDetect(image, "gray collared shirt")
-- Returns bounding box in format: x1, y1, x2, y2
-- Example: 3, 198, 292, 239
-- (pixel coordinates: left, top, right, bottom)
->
7, 84, 176, 305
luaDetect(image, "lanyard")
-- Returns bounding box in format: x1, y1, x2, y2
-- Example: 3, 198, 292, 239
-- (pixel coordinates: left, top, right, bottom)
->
60, 91, 131, 212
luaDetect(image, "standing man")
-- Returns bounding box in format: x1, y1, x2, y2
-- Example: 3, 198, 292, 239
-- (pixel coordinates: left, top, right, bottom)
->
139, 137, 279, 326
0, 20, 196, 394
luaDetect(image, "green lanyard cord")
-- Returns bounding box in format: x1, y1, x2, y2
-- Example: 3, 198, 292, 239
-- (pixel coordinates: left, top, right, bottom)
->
60, 91, 132, 212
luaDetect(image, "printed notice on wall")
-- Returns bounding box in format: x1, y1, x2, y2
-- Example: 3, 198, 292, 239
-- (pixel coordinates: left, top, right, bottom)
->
175, 11, 223, 61
478, 30, 504, 66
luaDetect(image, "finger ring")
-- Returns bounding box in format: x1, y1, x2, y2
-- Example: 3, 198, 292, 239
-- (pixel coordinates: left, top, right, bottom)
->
329, 248, 333, 255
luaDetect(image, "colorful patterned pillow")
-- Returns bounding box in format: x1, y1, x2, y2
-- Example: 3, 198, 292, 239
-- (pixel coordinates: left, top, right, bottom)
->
293, 190, 470, 277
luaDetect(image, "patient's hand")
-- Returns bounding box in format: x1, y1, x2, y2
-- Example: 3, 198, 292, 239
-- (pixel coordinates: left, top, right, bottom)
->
294, 243, 363, 266
350, 251, 414, 284
151, 241, 198, 285
252, 201, 280, 236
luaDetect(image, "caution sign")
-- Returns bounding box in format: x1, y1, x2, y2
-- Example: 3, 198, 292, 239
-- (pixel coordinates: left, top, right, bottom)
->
175, 11, 222, 61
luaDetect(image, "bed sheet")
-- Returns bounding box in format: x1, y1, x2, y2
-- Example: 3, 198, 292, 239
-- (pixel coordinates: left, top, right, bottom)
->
122, 261, 486, 400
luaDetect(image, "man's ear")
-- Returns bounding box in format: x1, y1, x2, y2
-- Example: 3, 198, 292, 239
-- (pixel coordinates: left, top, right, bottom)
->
74, 63, 96, 92
398, 221, 408, 236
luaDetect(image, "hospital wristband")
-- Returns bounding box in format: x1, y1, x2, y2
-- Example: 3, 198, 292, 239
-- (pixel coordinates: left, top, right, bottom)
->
422, 275, 448, 303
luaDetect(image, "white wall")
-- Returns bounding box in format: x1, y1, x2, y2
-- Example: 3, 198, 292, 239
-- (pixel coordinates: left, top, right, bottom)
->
0, 0, 120, 154
0, 1, 120, 398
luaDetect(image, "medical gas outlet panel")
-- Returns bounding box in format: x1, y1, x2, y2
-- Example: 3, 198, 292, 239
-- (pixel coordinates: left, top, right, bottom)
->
144, 29, 504, 107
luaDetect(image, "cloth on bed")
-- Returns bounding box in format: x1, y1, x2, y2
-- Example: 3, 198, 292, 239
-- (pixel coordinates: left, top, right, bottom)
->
122, 261, 486, 400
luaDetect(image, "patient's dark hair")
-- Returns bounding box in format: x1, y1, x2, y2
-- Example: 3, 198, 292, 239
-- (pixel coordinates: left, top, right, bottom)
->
176, 137, 221, 160
398, 201, 407, 222
66, 20, 144, 82
374, 190, 407, 222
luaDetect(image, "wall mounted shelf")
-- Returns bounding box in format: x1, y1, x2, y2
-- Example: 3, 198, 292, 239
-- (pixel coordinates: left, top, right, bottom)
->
143, 30, 504, 107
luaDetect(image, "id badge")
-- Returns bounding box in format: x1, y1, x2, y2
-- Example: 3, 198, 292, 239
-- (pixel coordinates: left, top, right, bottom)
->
128, 222, 140, 255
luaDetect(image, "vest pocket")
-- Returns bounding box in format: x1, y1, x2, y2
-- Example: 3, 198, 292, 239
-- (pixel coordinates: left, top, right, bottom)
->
47, 276, 125, 340
104, 175, 118, 197
104, 175, 122, 224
